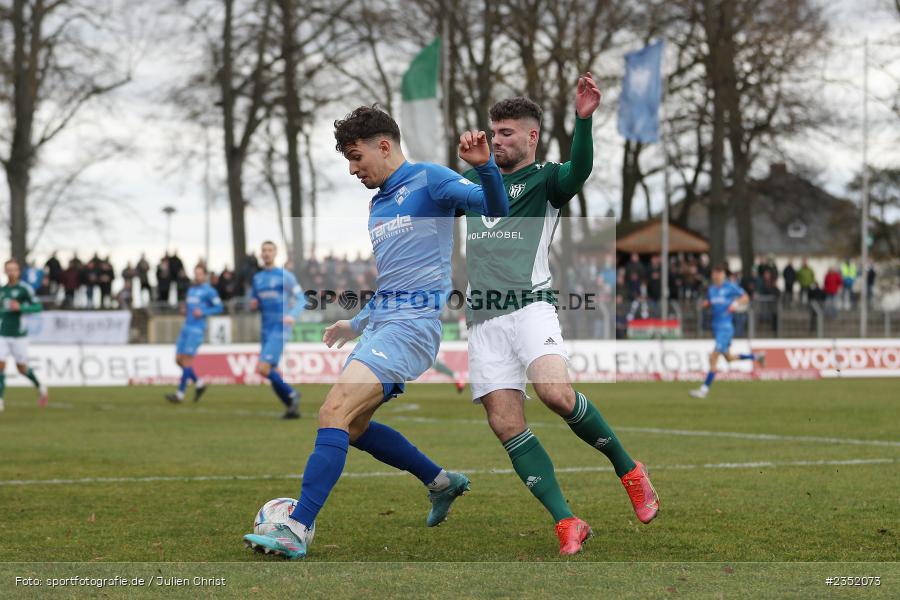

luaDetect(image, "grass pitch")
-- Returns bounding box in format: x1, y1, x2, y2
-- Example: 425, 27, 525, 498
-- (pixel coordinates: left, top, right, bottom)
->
0, 379, 897, 598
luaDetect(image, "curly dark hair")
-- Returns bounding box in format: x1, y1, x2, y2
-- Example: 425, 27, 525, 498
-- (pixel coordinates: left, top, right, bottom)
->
334, 105, 401, 154
489, 97, 542, 125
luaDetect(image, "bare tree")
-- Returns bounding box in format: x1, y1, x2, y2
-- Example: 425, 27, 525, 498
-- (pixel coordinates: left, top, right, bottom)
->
277, 0, 353, 270
0, 0, 132, 260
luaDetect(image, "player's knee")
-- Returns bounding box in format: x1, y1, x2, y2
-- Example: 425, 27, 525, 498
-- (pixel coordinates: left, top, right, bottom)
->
537, 386, 575, 415
16, 364, 27, 374
319, 389, 353, 428
257, 363, 271, 377
485, 408, 524, 442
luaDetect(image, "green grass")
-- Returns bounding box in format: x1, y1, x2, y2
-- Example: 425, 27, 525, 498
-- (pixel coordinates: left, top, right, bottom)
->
0, 380, 898, 598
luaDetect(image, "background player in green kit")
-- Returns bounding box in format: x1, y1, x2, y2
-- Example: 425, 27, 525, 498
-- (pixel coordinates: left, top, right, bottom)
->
462, 74, 659, 555
0, 259, 47, 411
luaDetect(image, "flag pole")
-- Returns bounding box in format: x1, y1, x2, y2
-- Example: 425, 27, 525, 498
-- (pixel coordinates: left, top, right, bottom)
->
660, 39, 670, 323
441, 12, 451, 166
860, 36, 869, 337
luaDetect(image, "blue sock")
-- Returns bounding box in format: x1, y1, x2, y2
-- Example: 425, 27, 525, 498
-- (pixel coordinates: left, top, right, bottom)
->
178, 368, 190, 393
290, 428, 349, 527
704, 371, 716, 387
739, 353, 755, 360
184, 366, 198, 383
351, 421, 442, 485
267, 370, 294, 406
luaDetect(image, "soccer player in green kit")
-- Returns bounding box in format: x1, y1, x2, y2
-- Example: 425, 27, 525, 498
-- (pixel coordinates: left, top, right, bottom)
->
461, 74, 659, 554
0, 259, 47, 411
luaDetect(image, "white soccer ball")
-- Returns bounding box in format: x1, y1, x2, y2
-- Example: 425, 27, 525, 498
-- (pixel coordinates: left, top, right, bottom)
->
253, 498, 314, 542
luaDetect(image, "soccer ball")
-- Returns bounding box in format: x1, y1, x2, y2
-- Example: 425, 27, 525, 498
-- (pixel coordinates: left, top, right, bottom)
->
253, 498, 314, 541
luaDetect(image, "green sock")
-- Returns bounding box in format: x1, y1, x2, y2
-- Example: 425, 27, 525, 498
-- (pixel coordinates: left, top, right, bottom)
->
566, 391, 636, 477
503, 429, 574, 523
431, 360, 454, 377
0, 373, 5, 398
24, 368, 40, 388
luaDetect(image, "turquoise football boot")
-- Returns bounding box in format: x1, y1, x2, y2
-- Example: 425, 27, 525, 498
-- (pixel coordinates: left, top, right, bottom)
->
426, 471, 470, 527
243, 524, 308, 560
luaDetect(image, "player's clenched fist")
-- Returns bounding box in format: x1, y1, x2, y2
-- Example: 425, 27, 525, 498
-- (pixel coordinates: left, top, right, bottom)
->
458, 130, 490, 167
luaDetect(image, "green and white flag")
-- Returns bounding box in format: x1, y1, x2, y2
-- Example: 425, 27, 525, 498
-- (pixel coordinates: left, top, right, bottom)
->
401, 37, 443, 163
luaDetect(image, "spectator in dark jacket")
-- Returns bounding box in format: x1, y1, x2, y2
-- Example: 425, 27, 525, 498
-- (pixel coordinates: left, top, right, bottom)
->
61, 261, 80, 308
44, 252, 63, 295
156, 256, 171, 304
98, 256, 115, 308
137, 253, 152, 302
783, 260, 796, 305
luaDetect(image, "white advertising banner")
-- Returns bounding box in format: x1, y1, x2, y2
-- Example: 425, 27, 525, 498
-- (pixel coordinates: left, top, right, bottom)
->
22, 311, 132, 345
3, 339, 899, 387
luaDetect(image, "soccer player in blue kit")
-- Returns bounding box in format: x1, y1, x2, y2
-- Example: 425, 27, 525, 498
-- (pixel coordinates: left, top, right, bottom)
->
250, 240, 306, 419
243, 105, 509, 559
689, 264, 766, 399
166, 264, 223, 404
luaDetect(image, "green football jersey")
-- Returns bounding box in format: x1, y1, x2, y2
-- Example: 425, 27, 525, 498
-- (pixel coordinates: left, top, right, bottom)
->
463, 162, 567, 322
463, 116, 594, 323
0, 281, 41, 337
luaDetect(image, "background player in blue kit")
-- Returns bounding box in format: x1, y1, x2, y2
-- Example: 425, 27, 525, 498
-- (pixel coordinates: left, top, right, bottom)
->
242, 105, 509, 559
166, 264, 223, 403
249, 240, 306, 419
690, 264, 766, 399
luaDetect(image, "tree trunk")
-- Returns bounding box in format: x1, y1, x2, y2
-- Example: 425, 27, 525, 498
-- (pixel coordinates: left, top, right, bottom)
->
7, 0, 42, 261
280, 0, 304, 272
703, 0, 728, 266
719, 1, 754, 275
225, 152, 247, 279
219, 0, 246, 279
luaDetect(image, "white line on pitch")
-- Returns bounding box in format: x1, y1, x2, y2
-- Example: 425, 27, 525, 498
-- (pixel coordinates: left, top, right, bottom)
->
9, 400, 899, 449
0, 457, 895, 487
391, 416, 900, 448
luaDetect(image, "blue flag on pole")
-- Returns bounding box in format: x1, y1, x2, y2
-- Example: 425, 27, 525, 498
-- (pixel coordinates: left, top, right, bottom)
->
618, 40, 664, 143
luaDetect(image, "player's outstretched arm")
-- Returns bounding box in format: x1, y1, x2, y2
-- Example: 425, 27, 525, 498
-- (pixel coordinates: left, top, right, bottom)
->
429, 131, 509, 217
552, 72, 601, 205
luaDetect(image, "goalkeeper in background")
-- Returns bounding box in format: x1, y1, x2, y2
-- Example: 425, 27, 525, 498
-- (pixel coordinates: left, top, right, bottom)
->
0, 259, 47, 411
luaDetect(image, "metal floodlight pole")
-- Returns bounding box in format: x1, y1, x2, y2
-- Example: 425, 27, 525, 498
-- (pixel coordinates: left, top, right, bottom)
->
162, 206, 177, 254
861, 37, 870, 338
660, 39, 670, 323
204, 128, 212, 265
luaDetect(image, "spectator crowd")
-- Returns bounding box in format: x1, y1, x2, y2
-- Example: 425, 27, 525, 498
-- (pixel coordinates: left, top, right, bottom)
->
564, 252, 881, 339
23, 250, 378, 314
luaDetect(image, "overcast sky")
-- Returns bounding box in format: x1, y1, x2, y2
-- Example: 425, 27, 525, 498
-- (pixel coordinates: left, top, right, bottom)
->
5, 0, 900, 274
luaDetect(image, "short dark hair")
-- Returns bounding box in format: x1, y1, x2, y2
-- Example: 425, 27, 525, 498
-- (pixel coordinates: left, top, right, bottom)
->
712, 262, 728, 273
194, 263, 208, 274
334, 105, 401, 154
4, 258, 19, 267
261, 240, 277, 249
489, 97, 542, 125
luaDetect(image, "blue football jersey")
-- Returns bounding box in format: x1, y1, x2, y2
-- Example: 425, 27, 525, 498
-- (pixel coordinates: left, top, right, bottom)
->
183, 283, 223, 331
708, 281, 746, 330
350, 158, 508, 330
251, 267, 305, 330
